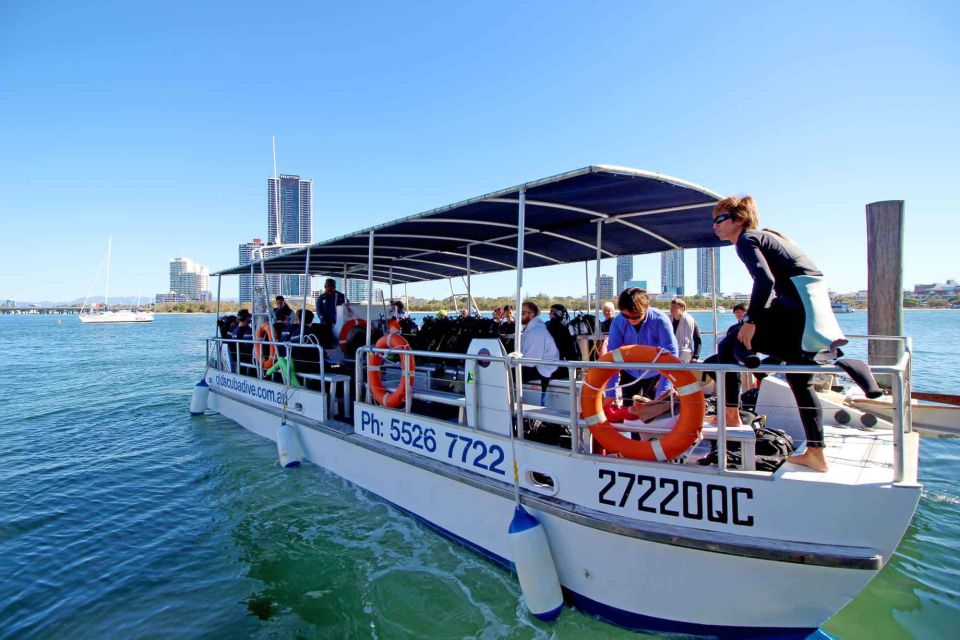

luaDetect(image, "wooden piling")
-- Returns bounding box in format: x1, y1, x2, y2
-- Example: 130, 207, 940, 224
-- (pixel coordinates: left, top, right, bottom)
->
866, 200, 905, 386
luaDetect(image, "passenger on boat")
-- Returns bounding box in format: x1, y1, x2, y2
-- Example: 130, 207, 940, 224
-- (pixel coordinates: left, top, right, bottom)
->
229, 309, 253, 374
492, 307, 503, 322
519, 301, 560, 385
290, 309, 323, 382
670, 298, 701, 363
391, 300, 410, 321
545, 304, 579, 377
712, 195, 827, 471
501, 305, 515, 324
733, 302, 746, 323
605, 287, 678, 402
599, 301, 615, 333
316, 278, 345, 326
275, 296, 297, 325
272, 306, 293, 353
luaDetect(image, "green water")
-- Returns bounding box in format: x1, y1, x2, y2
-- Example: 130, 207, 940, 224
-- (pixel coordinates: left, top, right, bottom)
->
1, 313, 957, 638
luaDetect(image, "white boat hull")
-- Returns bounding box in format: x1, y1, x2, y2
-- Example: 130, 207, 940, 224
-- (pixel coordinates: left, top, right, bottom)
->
204, 370, 921, 637
79, 311, 154, 323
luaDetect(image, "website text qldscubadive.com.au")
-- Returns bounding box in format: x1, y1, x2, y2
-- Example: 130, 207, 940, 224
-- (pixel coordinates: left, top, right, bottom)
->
214, 373, 287, 406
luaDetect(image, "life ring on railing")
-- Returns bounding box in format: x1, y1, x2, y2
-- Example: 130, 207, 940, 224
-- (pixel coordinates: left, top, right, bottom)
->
580, 345, 705, 461
254, 322, 277, 370
367, 333, 415, 408
339, 318, 367, 349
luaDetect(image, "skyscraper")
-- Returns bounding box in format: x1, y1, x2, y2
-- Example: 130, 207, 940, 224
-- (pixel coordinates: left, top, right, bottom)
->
660, 249, 684, 296
697, 247, 720, 296
598, 274, 614, 301
267, 174, 313, 296
169, 257, 209, 300
238, 238, 265, 304
616, 255, 633, 294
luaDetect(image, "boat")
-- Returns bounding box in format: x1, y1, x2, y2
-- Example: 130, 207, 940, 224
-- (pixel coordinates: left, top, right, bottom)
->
195, 166, 920, 637
79, 236, 154, 324
830, 300, 852, 313
846, 391, 960, 438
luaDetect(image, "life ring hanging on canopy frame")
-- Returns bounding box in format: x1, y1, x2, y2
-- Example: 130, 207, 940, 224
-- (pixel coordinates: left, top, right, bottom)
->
253, 321, 277, 371
367, 333, 416, 408
580, 345, 706, 461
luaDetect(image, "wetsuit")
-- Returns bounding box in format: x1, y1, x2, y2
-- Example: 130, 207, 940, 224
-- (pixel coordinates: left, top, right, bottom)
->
719, 229, 825, 447
229, 323, 253, 373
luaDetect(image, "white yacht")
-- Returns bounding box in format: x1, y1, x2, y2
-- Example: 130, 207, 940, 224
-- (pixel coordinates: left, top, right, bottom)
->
79, 236, 154, 324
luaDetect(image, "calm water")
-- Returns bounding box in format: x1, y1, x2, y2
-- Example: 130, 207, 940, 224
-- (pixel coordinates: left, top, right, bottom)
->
0, 312, 957, 639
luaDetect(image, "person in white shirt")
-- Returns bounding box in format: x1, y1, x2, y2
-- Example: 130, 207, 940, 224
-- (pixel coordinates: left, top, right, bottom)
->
669, 298, 701, 363
519, 301, 559, 384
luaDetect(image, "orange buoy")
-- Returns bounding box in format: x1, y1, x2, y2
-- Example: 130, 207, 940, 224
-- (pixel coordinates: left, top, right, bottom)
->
367, 333, 416, 408
254, 321, 277, 371
338, 318, 367, 352
580, 346, 705, 461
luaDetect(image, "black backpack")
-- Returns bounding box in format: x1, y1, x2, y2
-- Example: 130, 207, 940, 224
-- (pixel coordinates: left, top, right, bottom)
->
698, 414, 795, 472
546, 319, 581, 362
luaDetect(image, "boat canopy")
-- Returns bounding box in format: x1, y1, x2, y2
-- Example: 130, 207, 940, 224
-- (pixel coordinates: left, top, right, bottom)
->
216, 165, 725, 284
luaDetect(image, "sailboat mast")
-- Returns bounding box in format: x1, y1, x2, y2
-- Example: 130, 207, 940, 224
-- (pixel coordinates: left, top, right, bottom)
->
105, 235, 112, 308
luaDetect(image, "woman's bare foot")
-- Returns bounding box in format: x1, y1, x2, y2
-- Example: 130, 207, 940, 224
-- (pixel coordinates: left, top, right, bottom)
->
707, 407, 744, 427
788, 448, 829, 472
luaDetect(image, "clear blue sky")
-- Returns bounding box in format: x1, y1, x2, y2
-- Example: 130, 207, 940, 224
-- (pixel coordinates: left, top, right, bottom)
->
2, 1, 957, 303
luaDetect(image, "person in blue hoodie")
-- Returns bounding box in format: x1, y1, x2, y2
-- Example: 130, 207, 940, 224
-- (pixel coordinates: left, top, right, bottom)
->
605, 287, 678, 402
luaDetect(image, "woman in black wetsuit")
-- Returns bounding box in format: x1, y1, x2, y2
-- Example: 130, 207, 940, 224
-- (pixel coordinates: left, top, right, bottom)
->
712, 195, 828, 472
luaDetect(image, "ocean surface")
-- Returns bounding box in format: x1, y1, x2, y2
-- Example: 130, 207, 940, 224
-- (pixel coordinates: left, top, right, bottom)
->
1, 311, 957, 639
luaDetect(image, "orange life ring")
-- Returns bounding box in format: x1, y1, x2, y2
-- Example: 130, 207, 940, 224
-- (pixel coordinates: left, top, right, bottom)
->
338, 318, 367, 348
254, 321, 277, 370
580, 345, 705, 461
367, 333, 416, 408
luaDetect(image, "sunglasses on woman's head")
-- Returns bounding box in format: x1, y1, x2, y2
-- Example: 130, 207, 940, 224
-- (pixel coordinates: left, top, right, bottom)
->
712, 213, 733, 225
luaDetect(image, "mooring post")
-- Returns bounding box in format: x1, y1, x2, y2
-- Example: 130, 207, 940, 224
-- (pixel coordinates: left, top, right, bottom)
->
866, 200, 905, 387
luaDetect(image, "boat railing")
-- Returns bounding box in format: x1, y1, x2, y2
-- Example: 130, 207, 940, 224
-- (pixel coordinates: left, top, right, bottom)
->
205, 336, 332, 391
356, 334, 914, 482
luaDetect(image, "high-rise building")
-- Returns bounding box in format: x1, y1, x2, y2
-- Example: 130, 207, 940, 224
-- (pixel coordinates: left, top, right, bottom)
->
238, 238, 265, 303
625, 279, 648, 291
660, 249, 684, 296
267, 174, 313, 297
598, 274, 614, 301
697, 247, 720, 296
616, 255, 633, 294
168, 257, 209, 301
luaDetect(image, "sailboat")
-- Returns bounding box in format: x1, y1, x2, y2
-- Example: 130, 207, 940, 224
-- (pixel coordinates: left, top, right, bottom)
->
79, 236, 154, 324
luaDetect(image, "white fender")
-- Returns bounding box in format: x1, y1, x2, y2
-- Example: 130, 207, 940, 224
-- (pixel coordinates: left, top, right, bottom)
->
507, 505, 563, 621
276, 422, 303, 468
190, 379, 209, 416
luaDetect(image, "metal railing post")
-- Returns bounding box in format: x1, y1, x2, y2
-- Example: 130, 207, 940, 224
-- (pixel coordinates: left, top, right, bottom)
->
569, 366, 579, 453
715, 371, 728, 472
891, 369, 905, 483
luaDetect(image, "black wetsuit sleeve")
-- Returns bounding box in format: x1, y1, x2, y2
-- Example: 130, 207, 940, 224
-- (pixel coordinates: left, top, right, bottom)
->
692, 324, 701, 360
736, 234, 775, 324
